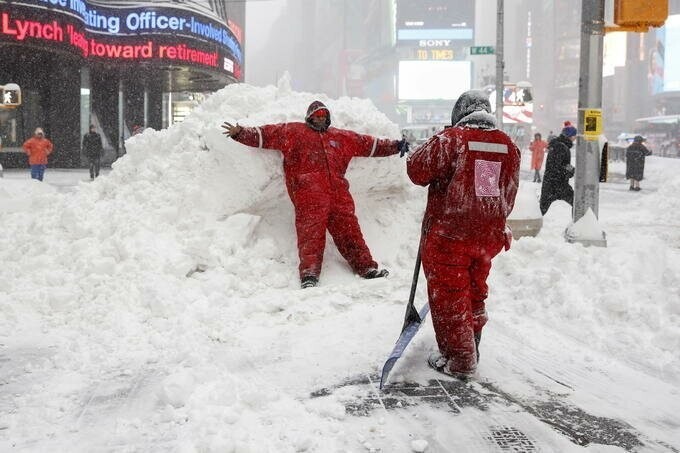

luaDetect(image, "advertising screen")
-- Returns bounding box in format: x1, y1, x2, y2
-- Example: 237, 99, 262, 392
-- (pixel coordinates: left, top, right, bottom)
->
661, 14, 680, 92
398, 60, 471, 101
396, 0, 474, 45
0, 0, 243, 79
488, 84, 534, 124
603, 32, 626, 78
397, 0, 473, 29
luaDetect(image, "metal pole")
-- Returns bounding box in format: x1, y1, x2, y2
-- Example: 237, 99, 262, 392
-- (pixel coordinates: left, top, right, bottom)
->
118, 78, 124, 157
143, 85, 149, 128
572, 0, 606, 246
495, 0, 504, 128
168, 91, 173, 126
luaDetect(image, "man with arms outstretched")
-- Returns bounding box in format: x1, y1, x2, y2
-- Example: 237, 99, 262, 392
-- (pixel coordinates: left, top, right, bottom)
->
223, 101, 408, 288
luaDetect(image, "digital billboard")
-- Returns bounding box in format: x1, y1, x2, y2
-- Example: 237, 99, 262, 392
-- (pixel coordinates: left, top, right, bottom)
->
660, 14, 680, 92
396, 0, 474, 45
0, 0, 243, 79
603, 32, 626, 78
398, 60, 471, 101
488, 84, 534, 124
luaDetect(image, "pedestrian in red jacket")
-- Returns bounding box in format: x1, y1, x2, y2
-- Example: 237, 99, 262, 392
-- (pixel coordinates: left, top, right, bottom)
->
529, 132, 547, 182
22, 127, 53, 181
222, 101, 409, 288
407, 90, 520, 378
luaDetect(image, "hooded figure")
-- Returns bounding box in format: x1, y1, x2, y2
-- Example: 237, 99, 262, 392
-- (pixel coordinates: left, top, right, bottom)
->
625, 135, 651, 191
407, 90, 520, 377
540, 124, 577, 215
223, 101, 407, 288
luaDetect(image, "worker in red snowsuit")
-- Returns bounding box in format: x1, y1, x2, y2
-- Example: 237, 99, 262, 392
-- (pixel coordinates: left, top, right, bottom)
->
222, 101, 409, 288
407, 90, 520, 377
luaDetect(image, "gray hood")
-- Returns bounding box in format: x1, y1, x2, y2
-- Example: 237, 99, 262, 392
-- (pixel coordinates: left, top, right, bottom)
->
451, 90, 497, 129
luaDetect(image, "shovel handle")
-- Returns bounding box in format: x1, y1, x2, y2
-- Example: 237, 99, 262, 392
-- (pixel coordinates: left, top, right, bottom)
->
401, 245, 422, 332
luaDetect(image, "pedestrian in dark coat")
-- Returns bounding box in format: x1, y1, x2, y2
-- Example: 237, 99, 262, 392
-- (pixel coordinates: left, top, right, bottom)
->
407, 90, 520, 377
540, 124, 576, 215
82, 124, 103, 180
222, 101, 408, 288
626, 136, 651, 191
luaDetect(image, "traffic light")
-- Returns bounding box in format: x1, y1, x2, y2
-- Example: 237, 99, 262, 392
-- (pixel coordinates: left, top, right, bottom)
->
614, 0, 668, 28
0, 83, 22, 107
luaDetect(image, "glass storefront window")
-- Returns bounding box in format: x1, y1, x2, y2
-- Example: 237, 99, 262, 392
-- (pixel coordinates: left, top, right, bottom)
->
80, 68, 91, 143
0, 108, 19, 150
0, 89, 43, 152
162, 91, 208, 127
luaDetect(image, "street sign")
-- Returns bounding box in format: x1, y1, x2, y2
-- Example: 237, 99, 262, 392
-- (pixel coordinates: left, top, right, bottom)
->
470, 46, 495, 55
0, 83, 22, 107
582, 108, 603, 141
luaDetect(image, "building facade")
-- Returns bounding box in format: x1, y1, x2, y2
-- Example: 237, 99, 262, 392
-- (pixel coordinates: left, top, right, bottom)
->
0, 0, 244, 167
501, 0, 582, 136
255, 0, 397, 121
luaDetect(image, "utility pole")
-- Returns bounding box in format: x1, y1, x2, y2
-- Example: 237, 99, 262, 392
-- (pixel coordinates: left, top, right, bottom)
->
495, 0, 504, 127
569, 0, 607, 246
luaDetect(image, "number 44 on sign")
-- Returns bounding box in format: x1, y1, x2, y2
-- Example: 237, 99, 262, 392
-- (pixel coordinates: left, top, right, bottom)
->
470, 46, 495, 55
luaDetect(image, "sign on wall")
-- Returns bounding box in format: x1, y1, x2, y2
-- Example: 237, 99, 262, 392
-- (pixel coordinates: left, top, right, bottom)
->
470, 46, 494, 55
0, 0, 243, 79
582, 108, 603, 140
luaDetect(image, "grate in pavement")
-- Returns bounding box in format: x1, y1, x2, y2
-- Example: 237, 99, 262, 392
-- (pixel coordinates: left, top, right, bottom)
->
488, 426, 537, 452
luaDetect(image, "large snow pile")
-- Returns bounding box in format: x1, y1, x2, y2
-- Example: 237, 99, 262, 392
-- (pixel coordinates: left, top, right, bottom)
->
0, 78, 679, 451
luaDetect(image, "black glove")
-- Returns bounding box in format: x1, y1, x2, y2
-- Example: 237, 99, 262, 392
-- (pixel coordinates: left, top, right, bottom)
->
397, 138, 410, 157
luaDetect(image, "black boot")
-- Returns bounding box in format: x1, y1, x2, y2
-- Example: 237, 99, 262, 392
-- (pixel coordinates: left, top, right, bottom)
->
474, 331, 482, 362
363, 268, 389, 279
301, 276, 318, 288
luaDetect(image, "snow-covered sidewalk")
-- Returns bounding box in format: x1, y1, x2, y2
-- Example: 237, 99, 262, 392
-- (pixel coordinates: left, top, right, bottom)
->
1, 168, 111, 192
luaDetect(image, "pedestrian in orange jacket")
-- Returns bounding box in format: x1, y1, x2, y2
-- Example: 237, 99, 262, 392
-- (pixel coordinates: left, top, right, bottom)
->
529, 132, 547, 182
222, 101, 409, 288
22, 127, 53, 181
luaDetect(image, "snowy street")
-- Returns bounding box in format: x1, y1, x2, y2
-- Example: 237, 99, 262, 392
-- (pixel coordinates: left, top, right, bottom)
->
1, 82, 679, 452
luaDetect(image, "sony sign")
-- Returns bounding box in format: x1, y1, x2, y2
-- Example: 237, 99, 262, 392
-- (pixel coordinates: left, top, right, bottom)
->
419, 39, 452, 47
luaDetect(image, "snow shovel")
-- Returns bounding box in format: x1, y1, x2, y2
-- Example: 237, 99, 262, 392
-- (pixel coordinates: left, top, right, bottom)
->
379, 244, 430, 389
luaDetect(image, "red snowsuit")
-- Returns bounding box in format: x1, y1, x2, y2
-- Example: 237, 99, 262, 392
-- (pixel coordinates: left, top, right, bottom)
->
232, 103, 399, 279
407, 125, 520, 374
